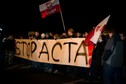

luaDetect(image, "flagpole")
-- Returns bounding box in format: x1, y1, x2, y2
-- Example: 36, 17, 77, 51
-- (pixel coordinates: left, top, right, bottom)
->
59, 9, 66, 31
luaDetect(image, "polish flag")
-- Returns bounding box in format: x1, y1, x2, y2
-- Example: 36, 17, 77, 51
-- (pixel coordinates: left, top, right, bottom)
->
39, 0, 61, 18
85, 15, 110, 46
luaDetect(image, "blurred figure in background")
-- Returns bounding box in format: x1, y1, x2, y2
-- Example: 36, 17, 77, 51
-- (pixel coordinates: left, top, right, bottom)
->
0, 28, 5, 70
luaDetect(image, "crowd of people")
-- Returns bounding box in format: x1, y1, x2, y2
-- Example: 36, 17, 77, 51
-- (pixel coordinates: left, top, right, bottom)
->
0, 27, 126, 84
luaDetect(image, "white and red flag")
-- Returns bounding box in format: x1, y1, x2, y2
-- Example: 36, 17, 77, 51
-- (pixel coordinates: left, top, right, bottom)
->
39, 0, 61, 18
85, 15, 110, 46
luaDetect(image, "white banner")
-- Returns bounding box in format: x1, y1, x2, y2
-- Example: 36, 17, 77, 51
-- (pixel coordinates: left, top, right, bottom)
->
15, 38, 94, 68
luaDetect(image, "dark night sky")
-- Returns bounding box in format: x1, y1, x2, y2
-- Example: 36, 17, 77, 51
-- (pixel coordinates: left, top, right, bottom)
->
0, 0, 125, 36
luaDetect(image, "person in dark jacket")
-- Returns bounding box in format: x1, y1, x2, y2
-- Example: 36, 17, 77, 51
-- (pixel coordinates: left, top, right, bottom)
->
89, 35, 107, 81
101, 29, 124, 84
